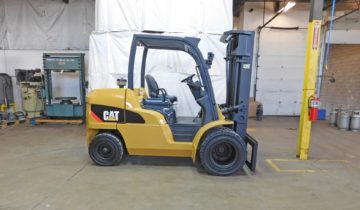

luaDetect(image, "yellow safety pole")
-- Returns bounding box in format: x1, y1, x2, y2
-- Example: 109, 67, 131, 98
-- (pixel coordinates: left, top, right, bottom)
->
297, 0, 324, 160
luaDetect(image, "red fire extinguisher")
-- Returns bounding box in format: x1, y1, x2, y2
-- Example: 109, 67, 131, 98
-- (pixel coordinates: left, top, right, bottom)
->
308, 95, 320, 121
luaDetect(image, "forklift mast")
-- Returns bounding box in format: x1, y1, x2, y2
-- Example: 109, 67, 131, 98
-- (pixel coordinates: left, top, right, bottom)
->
220, 30, 255, 139
221, 31, 258, 172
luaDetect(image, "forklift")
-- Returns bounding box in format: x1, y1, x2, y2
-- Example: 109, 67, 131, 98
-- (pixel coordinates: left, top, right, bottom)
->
86, 30, 258, 176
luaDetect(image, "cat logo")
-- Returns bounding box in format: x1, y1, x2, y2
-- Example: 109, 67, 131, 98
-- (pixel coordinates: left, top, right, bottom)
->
103, 110, 120, 121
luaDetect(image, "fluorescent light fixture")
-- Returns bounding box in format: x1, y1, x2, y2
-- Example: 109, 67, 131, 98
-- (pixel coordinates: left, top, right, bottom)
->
284, 2, 296, 12
278, 2, 296, 13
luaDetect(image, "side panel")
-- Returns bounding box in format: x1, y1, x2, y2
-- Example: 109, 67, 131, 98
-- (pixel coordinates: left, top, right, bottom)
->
117, 124, 193, 157
191, 120, 233, 161
86, 88, 126, 108
86, 127, 98, 145
119, 89, 193, 157
86, 88, 126, 144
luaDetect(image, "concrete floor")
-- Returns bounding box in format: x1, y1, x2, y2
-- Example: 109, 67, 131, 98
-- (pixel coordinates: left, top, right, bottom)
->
0, 117, 359, 210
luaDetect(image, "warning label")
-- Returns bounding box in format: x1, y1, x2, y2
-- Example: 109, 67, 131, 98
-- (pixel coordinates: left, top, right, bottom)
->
312, 22, 321, 50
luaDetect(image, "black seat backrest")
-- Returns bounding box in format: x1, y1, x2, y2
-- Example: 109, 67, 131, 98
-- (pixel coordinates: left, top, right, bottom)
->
145, 74, 159, 98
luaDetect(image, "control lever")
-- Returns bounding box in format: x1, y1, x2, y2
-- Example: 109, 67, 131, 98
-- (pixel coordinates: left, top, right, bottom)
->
221, 105, 241, 114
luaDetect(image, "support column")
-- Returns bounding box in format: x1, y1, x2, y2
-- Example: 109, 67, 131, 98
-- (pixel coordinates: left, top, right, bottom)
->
297, 0, 324, 160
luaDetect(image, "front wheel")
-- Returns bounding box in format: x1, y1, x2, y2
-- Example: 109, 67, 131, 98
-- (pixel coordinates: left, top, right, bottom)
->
89, 133, 124, 166
199, 127, 246, 176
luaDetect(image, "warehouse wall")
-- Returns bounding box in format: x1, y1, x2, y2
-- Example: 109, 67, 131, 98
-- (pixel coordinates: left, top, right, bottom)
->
241, 2, 360, 115
320, 44, 360, 112
0, 0, 94, 111
320, 10, 360, 114
328, 10, 360, 44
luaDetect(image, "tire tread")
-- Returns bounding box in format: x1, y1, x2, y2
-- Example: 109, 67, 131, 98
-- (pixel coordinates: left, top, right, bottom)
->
199, 127, 246, 176
89, 133, 124, 166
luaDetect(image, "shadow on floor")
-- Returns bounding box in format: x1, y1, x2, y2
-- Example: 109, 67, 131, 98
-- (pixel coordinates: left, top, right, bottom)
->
118, 155, 247, 176
122, 155, 193, 166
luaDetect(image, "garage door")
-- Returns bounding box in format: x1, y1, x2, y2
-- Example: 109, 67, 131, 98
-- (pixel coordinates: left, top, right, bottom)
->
256, 29, 307, 115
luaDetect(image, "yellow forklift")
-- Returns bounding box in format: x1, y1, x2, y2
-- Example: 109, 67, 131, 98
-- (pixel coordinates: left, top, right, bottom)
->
86, 30, 258, 175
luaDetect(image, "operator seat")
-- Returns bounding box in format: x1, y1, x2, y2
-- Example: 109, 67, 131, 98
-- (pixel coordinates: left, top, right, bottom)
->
145, 74, 177, 103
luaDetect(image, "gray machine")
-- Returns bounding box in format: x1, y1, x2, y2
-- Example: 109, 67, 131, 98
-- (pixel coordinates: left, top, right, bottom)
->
43, 53, 86, 120
0, 73, 25, 122
0, 73, 15, 112
15, 69, 44, 118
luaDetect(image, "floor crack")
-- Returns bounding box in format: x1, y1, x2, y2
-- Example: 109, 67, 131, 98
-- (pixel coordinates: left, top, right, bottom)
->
29, 162, 87, 210
66, 163, 87, 182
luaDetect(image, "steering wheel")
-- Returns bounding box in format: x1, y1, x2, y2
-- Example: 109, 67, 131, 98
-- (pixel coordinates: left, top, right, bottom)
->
181, 74, 196, 83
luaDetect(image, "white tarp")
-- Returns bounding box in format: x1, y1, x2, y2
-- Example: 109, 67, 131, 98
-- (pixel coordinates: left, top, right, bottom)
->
95, 0, 232, 34
95, 0, 142, 32
88, 32, 227, 116
0, 0, 94, 50
0, 0, 7, 49
90, 0, 232, 116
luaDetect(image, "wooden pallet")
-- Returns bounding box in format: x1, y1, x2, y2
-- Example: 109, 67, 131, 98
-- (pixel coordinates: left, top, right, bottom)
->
31, 118, 83, 125
0, 119, 27, 129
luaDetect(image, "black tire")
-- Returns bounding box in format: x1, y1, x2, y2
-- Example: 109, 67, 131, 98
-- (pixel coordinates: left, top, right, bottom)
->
199, 127, 246, 176
89, 133, 124, 166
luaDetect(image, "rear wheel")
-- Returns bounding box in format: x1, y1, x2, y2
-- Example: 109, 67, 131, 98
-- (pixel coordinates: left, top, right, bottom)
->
199, 127, 246, 176
89, 133, 124, 166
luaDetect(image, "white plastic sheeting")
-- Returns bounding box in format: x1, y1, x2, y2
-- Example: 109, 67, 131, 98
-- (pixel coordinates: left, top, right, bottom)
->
90, 0, 232, 116
88, 32, 227, 116
95, 0, 232, 34
0, 0, 6, 49
89, 32, 226, 78
0, 0, 94, 50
